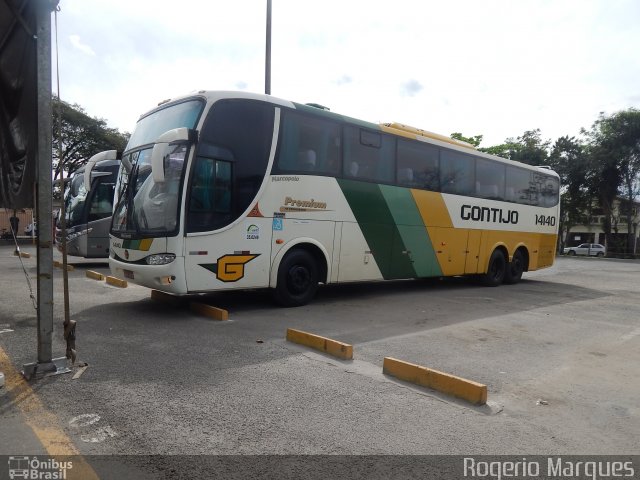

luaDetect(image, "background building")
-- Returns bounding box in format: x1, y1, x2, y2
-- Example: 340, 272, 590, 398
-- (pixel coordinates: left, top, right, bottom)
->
565, 197, 640, 255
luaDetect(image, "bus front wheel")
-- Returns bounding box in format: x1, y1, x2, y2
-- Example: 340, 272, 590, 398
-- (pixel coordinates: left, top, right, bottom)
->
274, 249, 319, 307
481, 250, 506, 287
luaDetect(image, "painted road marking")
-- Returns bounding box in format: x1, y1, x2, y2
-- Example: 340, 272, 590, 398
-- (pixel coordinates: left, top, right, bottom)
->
0, 347, 100, 479
69, 414, 118, 444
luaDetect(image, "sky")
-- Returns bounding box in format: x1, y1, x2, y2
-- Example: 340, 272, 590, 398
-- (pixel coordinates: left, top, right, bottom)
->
53, 0, 640, 147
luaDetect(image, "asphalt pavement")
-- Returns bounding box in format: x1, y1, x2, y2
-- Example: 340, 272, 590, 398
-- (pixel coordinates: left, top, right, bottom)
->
0, 243, 639, 479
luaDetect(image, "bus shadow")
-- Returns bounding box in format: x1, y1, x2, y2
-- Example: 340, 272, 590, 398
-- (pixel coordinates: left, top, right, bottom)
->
67, 276, 611, 384
74, 275, 609, 349
186, 275, 607, 320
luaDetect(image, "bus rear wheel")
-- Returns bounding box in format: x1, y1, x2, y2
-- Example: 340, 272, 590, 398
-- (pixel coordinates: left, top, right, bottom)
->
504, 250, 525, 284
481, 250, 506, 287
274, 249, 319, 307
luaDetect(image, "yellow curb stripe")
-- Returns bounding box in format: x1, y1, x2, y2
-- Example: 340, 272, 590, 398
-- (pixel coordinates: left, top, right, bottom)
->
189, 302, 229, 320
383, 356, 487, 405
286, 328, 353, 360
105, 276, 127, 288
85, 270, 105, 281
0, 347, 100, 479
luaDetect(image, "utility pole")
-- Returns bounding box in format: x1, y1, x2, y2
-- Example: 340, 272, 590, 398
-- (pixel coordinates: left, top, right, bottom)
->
23, 0, 69, 379
265, 0, 272, 95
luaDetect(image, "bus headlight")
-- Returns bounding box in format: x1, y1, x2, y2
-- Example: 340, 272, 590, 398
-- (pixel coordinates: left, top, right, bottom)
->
145, 253, 176, 265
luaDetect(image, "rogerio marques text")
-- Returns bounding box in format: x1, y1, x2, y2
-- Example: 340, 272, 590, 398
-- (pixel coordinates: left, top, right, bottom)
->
463, 457, 635, 480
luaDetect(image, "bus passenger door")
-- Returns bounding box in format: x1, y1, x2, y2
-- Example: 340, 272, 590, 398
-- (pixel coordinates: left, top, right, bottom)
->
465, 229, 482, 274
183, 155, 274, 292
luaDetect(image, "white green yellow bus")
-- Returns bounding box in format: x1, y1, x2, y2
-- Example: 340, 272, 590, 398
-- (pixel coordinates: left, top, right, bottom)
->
108, 91, 560, 306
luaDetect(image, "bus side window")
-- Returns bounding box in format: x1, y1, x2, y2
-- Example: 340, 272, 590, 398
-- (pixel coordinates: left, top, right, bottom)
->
343, 126, 394, 183
440, 150, 474, 196
397, 139, 439, 190
507, 166, 537, 205
297, 149, 317, 171
542, 176, 560, 207
214, 160, 232, 214
476, 158, 505, 200
187, 157, 234, 232
275, 110, 341, 176
88, 183, 115, 222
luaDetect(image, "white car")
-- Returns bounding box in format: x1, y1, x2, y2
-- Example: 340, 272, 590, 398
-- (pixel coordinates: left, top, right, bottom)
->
563, 243, 606, 257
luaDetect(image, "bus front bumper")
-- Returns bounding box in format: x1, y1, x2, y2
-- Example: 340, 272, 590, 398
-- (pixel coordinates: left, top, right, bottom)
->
109, 257, 188, 294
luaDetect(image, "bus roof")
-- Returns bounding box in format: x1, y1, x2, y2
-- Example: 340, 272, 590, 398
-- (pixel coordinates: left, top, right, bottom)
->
140, 90, 559, 178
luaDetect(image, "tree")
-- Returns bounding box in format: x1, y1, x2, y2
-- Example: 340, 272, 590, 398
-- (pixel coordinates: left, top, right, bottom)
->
583, 108, 640, 253
450, 132, 483, 148
503, 129, 551, 165
52, 96, 129, 196
478, 141, 517, 159
476, 129, 551, 165
547, 136, 592, 250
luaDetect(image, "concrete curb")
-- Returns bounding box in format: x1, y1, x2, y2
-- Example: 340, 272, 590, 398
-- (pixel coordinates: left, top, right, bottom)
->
105, 276, 127, 288
286, 328, 353, 360
383, 356, 487, 405
189, 302, 229, 320
85, 270, 105, 281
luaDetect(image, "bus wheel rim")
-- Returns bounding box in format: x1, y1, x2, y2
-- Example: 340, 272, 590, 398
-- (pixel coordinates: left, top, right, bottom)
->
288, 265, 311, 293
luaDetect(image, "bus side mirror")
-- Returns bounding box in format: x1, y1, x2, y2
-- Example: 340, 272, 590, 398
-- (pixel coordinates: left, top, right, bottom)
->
84, 150, 120, 192
151, 128, 197, 183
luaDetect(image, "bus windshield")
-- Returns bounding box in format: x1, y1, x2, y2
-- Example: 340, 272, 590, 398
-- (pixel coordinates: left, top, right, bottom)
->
63, 172, 88, 228
111, 99, 204, 237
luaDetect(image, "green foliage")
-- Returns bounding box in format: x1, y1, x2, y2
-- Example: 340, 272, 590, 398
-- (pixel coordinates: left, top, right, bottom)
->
52, 96, 129, 190
477, 143, 516, 159
547, 136, 591, 248
464, 129, 551, 165
501, 130, 551, 165
582, 108, 640, 252
450, 132, 483, 148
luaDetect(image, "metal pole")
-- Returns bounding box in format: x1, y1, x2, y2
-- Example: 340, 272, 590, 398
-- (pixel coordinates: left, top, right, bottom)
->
265, 0, 272, 95
23, 0, 69, 378
35, 0, 54, 365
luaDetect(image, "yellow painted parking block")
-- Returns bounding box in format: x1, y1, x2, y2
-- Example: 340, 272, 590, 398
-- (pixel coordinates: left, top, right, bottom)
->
383, 356, 487, 405
189, 301, 229, 320
105, 275, 127, 288
85, 270, 105, 281
286, 328, 353, 360
53, 260, 74, 271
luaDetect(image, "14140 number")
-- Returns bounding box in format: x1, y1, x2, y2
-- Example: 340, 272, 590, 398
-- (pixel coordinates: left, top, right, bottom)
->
535, 214, 556, 226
